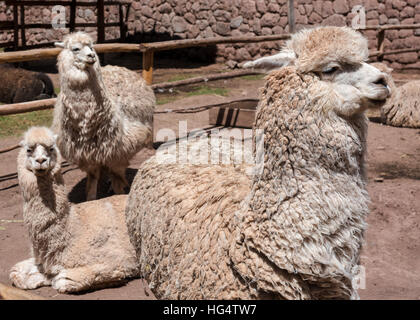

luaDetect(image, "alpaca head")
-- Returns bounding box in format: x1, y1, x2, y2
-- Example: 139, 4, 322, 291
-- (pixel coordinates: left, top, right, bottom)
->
244, 26, 390, 116
20, 127, 60, 177
55, 32, 100, 85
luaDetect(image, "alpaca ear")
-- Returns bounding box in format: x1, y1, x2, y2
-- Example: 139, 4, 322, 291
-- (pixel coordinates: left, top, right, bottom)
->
242, 51, 296, 72
53, 134, 58, 142
55, 42, 65, 48
19, 140, 25, 147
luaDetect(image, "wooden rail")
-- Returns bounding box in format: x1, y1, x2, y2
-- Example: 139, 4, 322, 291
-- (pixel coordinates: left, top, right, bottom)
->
0, 43, 139, 63
139, 34, 291, 84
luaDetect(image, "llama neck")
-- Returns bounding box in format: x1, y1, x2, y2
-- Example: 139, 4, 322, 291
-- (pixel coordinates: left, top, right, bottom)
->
237, 69, 370, 297
18, 162, 70, 273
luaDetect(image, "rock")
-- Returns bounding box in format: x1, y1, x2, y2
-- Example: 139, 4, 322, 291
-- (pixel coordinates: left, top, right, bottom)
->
141, 6, 153, 18
256, 0, 267, 14
401, 6, 415, 18
226, 59, 238, 69
261, 13, 279, 27
399, 29, 413, 38
321, 1, 334, 18
172, 16, 187, 33
184, 12, 196, 24
385, 9, 399, 18
158, 3, 172, 14
236, 47, 252, 61
240, 0, 257, 19
215, 22, 231, 36
304, 4, 313, 15
161, 13, 171, 27
309, 11, 323, 24
261, 27, 273, 35
252, 19, 261, 34
268, 3, 280, 13
322, 14, 346, 26
231, 16, 243, 29
333, 0, 349, 14
397, 52, 418, 64
392, 0, 405, 11
203, 26, 214, 38
379, 14, 388, 24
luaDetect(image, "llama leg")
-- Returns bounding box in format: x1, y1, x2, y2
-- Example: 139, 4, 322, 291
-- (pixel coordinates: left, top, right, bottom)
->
109, 165, 128, 195
86, 167, 100, 201
10, 258, 51, 290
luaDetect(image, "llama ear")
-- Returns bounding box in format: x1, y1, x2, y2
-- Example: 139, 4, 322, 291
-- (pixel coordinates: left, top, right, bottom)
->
55, 42, 65, 48
242, 51, 296, 72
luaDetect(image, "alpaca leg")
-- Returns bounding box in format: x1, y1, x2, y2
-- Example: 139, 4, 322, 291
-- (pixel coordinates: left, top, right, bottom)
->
52, 264, 124, 293
109, 166, 128, 195
10, 258, 51, 290
86, 167, 100, 201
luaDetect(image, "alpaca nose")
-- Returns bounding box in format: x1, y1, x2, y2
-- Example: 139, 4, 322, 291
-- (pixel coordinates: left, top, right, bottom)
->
87, 53, 95, 58
36, 158, 46, 164
373, 74, 387, 88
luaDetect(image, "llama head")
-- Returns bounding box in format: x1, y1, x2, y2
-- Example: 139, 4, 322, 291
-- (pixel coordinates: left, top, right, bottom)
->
244, 26, 390, 116
20, 127, 60, 177
56, 32, 100, 85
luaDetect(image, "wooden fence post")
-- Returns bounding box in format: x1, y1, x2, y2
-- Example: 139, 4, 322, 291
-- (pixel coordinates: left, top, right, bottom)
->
13, 4, 18, 49
97, 0, 105, 43
288, 0, 295, 34
69, 0, 76, 32
20, 5, 26, 49
142, 50, 154, 85
377, 28, 385, 61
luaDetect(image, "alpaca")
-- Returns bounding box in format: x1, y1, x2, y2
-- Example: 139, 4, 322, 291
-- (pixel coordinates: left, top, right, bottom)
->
371, 62, 420, 128
125, 27, 390, 300
52, 32, 155, 201
0, 64, 55, 103
10, 127, 138, 293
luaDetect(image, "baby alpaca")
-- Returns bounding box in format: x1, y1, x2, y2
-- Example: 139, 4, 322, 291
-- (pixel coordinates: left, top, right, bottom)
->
10, 127, 138, 293
52, 32, 155, 200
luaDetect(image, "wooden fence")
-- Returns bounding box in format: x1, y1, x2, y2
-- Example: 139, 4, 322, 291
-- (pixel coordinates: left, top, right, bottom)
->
0, 0, 131, 49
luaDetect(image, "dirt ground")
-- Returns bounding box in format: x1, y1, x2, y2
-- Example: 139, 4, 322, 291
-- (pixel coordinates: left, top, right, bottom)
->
0, 62, 419, 300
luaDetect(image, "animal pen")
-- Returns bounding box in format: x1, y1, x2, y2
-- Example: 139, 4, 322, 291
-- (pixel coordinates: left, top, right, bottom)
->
1, 23, 420, 155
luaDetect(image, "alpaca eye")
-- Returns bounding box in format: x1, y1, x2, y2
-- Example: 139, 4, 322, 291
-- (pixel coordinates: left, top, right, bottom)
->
72, 47, 80, 52
26, 148, 32, 153
49, 147, 54, 152
322, 66, 339, 74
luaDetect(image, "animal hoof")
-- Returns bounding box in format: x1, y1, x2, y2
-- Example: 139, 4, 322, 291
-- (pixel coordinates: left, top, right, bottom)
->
52, 277, 80, 293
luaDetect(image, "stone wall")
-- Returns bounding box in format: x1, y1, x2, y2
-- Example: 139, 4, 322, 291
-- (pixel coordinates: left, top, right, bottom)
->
1, 0, 419, 70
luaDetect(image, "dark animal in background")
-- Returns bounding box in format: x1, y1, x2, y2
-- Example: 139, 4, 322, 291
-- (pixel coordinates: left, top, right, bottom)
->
0, 64, 55, 103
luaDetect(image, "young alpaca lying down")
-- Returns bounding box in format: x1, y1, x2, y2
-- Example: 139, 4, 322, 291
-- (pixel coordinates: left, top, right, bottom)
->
371, 62, 420, 128
10, 127, 138, 293
125, 26, 390, 300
